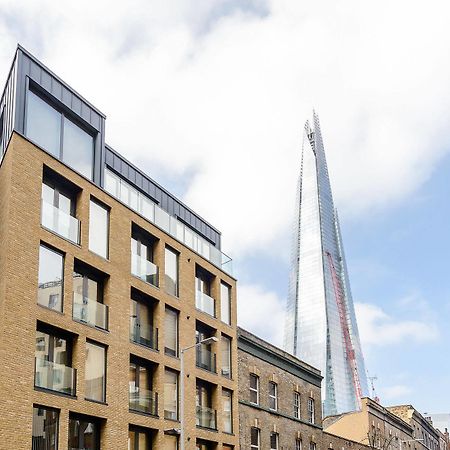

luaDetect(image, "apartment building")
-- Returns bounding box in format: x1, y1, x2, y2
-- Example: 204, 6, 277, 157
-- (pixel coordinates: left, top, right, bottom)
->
0, 46, 238, 449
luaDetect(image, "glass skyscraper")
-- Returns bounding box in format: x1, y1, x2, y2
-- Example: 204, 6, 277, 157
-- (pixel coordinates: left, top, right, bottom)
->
284, 112, 369, 417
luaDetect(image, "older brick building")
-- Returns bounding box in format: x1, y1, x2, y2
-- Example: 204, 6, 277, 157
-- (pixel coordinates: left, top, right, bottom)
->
0, 46, 238, 449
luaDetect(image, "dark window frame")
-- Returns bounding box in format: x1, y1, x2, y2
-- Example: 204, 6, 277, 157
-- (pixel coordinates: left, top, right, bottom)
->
68, 413, 101, 450
85, 340, 107, 404
32, 404, 60, 450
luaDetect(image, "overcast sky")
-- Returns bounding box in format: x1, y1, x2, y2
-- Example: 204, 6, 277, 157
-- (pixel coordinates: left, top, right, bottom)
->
1, 0, 449, 414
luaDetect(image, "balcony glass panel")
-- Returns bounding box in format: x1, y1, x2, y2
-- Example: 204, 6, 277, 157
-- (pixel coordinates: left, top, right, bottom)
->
34, 357, 76, 396
41, 200, 80, 244
196, 346, 216, 373
129, 386, 158, 416
131, 253, 159, 287
195, 290, 215, 317
73, 293, 108, 330
196, 405, 217, 430
130, 317, 158, 350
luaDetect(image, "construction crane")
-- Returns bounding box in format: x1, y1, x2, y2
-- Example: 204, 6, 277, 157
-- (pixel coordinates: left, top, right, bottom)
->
367, 372, 380, 403
325, 251, 363, 409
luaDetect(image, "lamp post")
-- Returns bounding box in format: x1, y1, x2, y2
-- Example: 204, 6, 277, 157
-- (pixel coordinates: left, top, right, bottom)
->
400, 438, 425, 450
180, 336, 218, 450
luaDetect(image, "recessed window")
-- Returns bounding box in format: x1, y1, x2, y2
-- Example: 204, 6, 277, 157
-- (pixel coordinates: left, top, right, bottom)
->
89, 199, 109, 258
131, 225, 159, 287
222, 389, 233, 434
310, 443, 317, 450
32, 405, 59, 450
129, 356, 157, 416
196, 323, 217, 373
196, 380, 216, 430
270, 432, 279, 450
130, 289, 157, 350
164, 368, 178, 420
165, 246, 179, 297
251, 427, 260, 450
296, 439, 303, 450
308, 398, 315, 424
249, 373, 259, 405
220, 282, 231, 325
195, 265, 215, 316
26, 89, 94, 179
69, 414, 100, 450
269, 382, 278, 411
221, 335, 232, 378
85, 341, 106, 403
294, 391, 301, 419
38, 244, 64, 312
129, 426, 152, 450
165, 435, 178, 450
164, 307, 179, 357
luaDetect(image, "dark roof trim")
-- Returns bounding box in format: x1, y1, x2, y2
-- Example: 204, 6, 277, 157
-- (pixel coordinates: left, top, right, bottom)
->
238, 327, 323, 387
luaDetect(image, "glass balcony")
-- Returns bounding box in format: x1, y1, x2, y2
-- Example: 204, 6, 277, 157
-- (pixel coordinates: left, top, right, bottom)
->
72, 293, 108, 331
196, 345, 217, 373
34, 357, 77, 396
130, 318, 158, 350
195, 290, 215, 317
196, 405, 217, 430
129, 386, 158, 416
41, 200, 80, 244
131, 253, 159, 287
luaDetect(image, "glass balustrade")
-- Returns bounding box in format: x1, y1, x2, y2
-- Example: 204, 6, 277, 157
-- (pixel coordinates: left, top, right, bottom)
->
130, 318, 158, 350
72, 293, 108, 331
131, 253, 159, 287
196, 345, 217, 373
129, 386, 158, 416
105, 169, 233, 274
196, 405, 217, 430
195, 290, 215, 317
41, 200, 80, 244
34, 357, 76, 396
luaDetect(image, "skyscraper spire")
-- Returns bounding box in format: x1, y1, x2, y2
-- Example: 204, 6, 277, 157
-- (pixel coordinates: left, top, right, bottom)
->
284, 112, 369, 416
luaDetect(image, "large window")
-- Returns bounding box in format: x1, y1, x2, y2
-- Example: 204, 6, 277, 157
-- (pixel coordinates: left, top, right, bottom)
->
129, 427, 151, 450
165, 246, 179, 296
68, 415, 100, 450
269, 382, 278, 411
220, 282, 231, 325
221, 335, 232, 378
131, 226, 158, 287
38, 244, 64, 312
250, 428, 260, 450
249, 373, 259, 405
26, 89, 94, 179
164, 369, 178, 420
270, 433, 279, 450
308, 398, 315, 424
129, 357, 157, 416
294, 391, 301, 419
89, 199, 109, 258
222, 389, 233, 434
32, 405, 59, 450
85, 341, 106, 403
130, 290, 157, 350
165, 436, 178, 450
164, 307, 179, 357
196, 381, 216, 430
195, 266, 215, 317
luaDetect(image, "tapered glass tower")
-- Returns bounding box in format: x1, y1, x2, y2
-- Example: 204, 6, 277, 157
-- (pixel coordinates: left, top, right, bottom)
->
284, 112, 368, 417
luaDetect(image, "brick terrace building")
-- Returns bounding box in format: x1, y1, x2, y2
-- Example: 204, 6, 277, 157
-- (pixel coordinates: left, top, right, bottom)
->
0, 46, 238, 450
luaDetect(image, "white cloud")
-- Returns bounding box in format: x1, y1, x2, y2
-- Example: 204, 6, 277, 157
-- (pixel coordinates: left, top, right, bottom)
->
355, 302, 439, 347
2, 0, 450, 262
381, 384, 412, 401
237, 283, 285, 347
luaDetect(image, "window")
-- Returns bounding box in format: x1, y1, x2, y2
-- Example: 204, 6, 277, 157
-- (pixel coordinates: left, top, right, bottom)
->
128, 427, 151, 450
26, 89, 94, 179
32, 405, 59, 450
73, 264, 108, 330
38, 244, 64, 312
89, 199, 109, 258
131, 226, 158, 286
0, 108, 4, 149
85, 341, 106, 403
165, 435, 178, 450
34, 327, 75, 396
251, 428, 260, 450
249, 374, 259, 404
221, 335, 232, 378
164, 369, 178, 420
196, 324, 216, 373
68, 415, 100, 450
165, 246, 179, 296
164, 307, 179, 357
130, 290, 157, 349
220, 282, 231, 325
294, 391, 301, 419
196, 381, 216, 430
269, 382, 278, 411
310, 443, 317, 450
41, 177, 79, 243
222, 389, 233, 434
296, 439, 303, 450
308, 398, 315, 424
270, 433, 279, 450
195, 266, 215, 316
129, 358, 156, 415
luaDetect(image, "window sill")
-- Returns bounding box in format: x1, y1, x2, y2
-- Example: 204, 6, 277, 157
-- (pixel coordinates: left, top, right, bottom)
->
37, 303, 64, 315
85, 398, 108, 406
73, 318, 109, 334
34, 386, 77, 400
196, 425, 218, 433
130, 339, 159, 353
88, 250, 110, 263
129, 408, 159, 419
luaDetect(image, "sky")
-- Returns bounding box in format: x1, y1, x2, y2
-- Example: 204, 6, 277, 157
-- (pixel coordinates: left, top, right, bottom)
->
1, 0, 449, 414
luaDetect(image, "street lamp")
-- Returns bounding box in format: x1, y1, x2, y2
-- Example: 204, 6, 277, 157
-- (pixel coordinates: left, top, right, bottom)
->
400, 438, 424, 450
180, 336, 218, 450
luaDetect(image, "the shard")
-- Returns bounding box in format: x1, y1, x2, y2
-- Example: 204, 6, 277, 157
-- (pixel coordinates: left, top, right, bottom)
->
284, 112, 369, 416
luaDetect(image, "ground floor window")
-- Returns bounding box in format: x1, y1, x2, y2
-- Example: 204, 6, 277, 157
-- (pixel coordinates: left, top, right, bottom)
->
32, 405, 59, 450
68, 414, 100, 450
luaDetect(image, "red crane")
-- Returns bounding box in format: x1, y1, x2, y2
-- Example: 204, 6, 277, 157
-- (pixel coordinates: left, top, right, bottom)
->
325, 251, 363, 408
